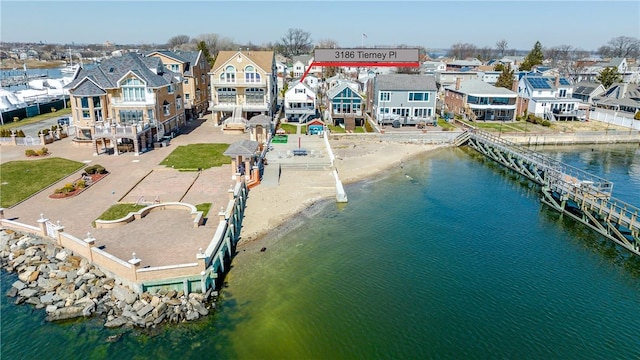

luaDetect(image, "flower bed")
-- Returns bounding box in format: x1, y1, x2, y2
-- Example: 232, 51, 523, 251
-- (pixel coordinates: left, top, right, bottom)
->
49, 165, 109, 199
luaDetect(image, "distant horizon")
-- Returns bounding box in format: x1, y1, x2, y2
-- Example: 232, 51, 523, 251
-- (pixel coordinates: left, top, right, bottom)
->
1, 1, 638, 52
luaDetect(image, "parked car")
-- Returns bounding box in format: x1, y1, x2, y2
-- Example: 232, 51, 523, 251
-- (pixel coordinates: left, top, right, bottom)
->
57, 117, 70, 126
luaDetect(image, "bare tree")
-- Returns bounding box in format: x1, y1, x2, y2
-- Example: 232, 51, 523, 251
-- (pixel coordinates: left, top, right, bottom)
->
316, 38, 339, 49
598, 36, 640, 58
477, 46, 493, 62
195, 33, 236, 57
167, 35, 191, 49
545, 44, 573, 67
278, 28, 312, 58
495, 39, 508, 58
448, 42, 477, 60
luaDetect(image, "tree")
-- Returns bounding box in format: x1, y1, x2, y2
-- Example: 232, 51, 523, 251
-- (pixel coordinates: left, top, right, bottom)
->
448, 42, 477, 59
494, 63, 505, 72
167, 35, 191, 49
197, 41, 214, 67
597, 36, 640, 58
596, 67, 622, 89
477, 46, 493, 62
519, 41, 544, 71
495, 39, 508, 57
278, 28, 312, 58
495, 64, 515, 89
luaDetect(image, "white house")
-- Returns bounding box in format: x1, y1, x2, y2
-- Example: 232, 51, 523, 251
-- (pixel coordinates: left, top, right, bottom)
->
517, 75, 584, 120
284, 80, 316, 122
291, 55, 313, 78
303, 74, 319, 91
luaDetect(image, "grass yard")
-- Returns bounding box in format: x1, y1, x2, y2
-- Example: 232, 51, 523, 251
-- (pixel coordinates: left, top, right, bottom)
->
279, 123, 298, 134
0, 157, 85, 208
0, 108, 72, 132
328, 125, 346, 133
353, 126, 366, 133
437, 118, 457, 131
95, 203, 146, 221
161, 143, 231, 170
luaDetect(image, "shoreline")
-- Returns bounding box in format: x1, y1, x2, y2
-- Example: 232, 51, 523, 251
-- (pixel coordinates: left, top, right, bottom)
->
238, 140, 451, 246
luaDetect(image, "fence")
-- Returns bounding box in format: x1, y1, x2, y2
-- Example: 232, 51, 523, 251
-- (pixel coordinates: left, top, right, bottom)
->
589, 110, 640, 130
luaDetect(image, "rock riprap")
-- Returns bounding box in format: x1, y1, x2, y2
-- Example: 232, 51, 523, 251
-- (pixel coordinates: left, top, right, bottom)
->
1, 229, 217, 328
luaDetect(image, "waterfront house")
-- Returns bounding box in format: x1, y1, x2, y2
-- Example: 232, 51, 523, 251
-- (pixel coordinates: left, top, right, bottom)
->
517, 75, 584, 121
146, 50, 210, 120
444, 78, 517, 121
209, 50, 277, 126
571, 82, 606, 105
326, 81, 364, 130
284, 80, 317, 123
368, 74, 437, 125
593, 83, 640, 115
446, 59, 482, 71
66, 52, 186, 155
435, 71, 479, 92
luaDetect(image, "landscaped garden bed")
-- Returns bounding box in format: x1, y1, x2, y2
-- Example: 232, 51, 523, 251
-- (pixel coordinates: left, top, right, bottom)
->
49, 164, 109, 199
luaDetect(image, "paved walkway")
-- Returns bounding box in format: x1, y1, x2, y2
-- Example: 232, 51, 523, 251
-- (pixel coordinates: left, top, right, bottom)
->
1, 116, 247, 267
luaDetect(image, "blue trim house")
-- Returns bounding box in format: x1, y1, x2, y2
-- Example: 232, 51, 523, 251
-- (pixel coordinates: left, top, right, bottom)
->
325, 82, 364, 130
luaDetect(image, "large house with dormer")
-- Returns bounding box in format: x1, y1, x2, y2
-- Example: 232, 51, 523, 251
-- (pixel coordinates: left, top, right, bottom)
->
66, 52, 186, 155
517, 75, 584, 121
209, 50, 277, 125
146, 50, 210, 120
326, 81, 365, 130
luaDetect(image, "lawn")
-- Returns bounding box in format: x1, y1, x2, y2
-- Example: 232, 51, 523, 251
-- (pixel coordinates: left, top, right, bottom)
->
279, 123, 298, 134
0, 107, 72, 132
161, 143, 231, 170
328, 125, 346, 133
437, 118, 457, 131
353, 126, 366, 133
95, 203, 146, 221
196, 203, 212, 217
0, 157, 85, 207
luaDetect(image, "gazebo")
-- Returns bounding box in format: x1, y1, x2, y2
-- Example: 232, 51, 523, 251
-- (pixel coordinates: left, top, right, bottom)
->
247, 114, 273, 144
223, 139, 260, 181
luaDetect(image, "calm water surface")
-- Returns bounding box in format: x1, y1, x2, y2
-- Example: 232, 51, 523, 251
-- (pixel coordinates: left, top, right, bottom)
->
2, 143, 639, 359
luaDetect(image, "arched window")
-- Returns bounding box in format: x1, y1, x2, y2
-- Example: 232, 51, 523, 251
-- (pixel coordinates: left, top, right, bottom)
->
245, 65, 261, 83
121, 78, 146, 101
220, 65, 236, 83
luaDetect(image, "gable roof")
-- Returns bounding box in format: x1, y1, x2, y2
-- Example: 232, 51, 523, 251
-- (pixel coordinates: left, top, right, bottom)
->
247, 114, 272, 126
326, 82, 362, 99
521, 76, 572, 91
66, 52, 179, 91
292, 55, 313, 65
572, 82, 604, 96
285, 80, 315, 96
223, 140, 259, 157
71, 78, 107, 96
213, 50, 274, 74
376, 74, 437, 91
444, 79, 516, 96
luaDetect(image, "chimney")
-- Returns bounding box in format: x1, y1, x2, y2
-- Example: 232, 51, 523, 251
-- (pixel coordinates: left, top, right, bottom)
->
455, 77, 461, 90
554, 75, 560, 88
512, 79, 518, 93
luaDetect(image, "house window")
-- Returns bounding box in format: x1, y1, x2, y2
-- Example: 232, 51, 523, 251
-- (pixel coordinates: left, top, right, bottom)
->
220, 65, 236, 83
163, 103, 171, 116
201, 74, 206, 83
559, 89, 567, 98
176, 97, 182, 110
81, 97, 89, 108
408, 92, 429, 101
245, 65, 261, 83
378, 107, 389, 115
295, 88, 305, 94
185, 93, 191, 100
246, 88, 264, 104
121, 78, 146, 101
184, 78, 189, 85
92, 96, 101, 108
147, 109, 154, 121
414, 108, 430, 118
119, 110, 143, 124
169, 64, 180, 73
168, 84, 175, 94
380, 92, 390, 102
196, 89, 201, 101
82, 110, 90, 118
217, 87, 237, 104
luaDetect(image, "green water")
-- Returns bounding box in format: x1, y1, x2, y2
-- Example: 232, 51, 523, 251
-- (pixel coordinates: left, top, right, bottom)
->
2, 145, 640, 359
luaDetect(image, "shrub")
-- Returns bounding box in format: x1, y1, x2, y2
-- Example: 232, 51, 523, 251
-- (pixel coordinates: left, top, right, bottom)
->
62, 184, 75, 194
16, 130, 25, 137
40, 129, 50, 136
75, 179, 86, 188
25, 149, 37, 157
1, 129, 11, 137
635, 111, 640, 120
541, 120, 551, 127
85, 164, 107, 174
37, 147, 49, 156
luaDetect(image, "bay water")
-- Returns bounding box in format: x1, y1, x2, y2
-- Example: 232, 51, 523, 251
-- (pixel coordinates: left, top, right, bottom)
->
2, 143, 639, 359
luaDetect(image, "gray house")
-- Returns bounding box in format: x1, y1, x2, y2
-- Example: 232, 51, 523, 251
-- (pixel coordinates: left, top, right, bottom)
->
368, 74, 437, 125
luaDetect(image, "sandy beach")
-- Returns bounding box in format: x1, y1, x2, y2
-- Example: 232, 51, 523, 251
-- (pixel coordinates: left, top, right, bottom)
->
239, 138, 450, 244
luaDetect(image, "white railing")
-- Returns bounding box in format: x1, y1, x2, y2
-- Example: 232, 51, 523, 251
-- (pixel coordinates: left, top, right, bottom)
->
212, 78, 265, 86
110, 97, 156, 106
589, 110, 640, 130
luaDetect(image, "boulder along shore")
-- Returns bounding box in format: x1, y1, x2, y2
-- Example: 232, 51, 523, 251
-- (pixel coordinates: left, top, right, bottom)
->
1, 229, 216, 328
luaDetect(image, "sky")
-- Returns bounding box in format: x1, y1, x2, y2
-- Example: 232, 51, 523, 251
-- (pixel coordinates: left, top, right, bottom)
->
1, 1, 639, 51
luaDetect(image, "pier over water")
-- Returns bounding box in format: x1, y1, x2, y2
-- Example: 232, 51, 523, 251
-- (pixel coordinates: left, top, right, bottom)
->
455, 129, 640, 255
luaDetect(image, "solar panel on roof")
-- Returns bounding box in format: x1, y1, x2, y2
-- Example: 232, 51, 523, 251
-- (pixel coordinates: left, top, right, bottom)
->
559, 78, 570, 85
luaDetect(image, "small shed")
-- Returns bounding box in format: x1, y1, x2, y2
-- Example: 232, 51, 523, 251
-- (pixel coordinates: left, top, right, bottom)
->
247, 114, 273, 144
307, 119, 325, 135
223, 139, 259, 179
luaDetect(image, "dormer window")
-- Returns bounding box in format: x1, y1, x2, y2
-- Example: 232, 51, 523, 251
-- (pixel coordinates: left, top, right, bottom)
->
163, 100, 171, 116
220, 65, 236, 83
245, 65, 261, 83
168, 84, 174, 94
121, 78, 145, 102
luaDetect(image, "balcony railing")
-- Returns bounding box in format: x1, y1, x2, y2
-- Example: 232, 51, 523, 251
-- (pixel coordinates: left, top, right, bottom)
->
285, 108, 316, 115
93, 123, 149, 137
212, 78, 266, 86
110, 96, 156, 106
